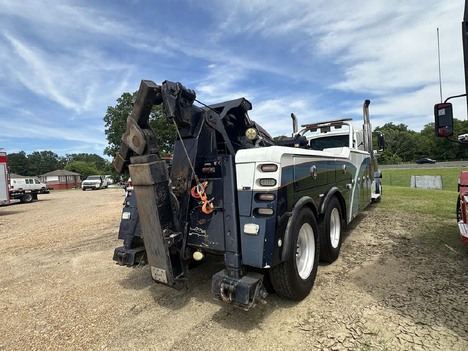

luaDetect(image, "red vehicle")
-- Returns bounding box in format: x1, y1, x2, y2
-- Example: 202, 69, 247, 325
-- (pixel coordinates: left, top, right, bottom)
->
0, 149, 9, 205
457, 172, 468, 244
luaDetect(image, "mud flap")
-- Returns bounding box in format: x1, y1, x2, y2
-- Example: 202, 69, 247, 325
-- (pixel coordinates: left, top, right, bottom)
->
129, 154, 186, 289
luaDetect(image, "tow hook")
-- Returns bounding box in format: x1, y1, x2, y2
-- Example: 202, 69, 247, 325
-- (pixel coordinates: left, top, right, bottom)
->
219, 282, 235, 303
115, 251, 128, 266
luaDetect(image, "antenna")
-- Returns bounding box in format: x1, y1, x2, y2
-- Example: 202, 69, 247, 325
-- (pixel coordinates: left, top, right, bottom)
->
437, 27, 443, 103
463, 0, 468, 117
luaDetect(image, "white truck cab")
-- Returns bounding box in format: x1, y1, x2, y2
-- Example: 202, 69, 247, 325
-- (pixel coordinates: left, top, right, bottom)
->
82, 175, 108, 191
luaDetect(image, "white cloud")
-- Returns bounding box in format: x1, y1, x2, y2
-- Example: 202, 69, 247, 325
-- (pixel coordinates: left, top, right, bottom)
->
0, 0, 131, 39
329, 3, 463, 93
0, 117, 106, 146
248, 96, 332, 137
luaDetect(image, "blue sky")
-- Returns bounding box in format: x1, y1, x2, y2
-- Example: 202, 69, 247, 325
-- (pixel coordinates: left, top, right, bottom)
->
0, 0, 466, 159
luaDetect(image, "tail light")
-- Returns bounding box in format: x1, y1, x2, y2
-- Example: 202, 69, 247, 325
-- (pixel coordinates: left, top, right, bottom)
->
260, 164, 278, 172
259, 178, 276, 187
255, 193, 276, 202
254, 208, 274, 217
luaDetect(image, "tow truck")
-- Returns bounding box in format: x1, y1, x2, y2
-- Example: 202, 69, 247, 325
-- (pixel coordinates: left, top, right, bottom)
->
112, 80, 382, 309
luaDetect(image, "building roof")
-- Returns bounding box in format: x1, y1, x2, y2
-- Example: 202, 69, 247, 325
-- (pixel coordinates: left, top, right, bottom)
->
9, 173, 27, 178
39, 170, 81, 177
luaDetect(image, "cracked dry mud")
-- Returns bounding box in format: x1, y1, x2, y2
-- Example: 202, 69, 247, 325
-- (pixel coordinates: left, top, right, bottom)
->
0, 189, 467, 351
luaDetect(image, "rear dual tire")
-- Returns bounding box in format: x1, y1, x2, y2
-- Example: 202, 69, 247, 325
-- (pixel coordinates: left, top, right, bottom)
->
270, 207, 319, 300
319, 197, 343, 263
268, 197, 344, 300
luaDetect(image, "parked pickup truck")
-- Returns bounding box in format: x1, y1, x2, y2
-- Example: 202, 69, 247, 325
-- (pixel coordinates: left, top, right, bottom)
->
81, 175, 108, 191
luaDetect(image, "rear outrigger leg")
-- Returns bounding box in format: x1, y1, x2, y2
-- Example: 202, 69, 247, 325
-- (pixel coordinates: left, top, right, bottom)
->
129, 154, 186, 289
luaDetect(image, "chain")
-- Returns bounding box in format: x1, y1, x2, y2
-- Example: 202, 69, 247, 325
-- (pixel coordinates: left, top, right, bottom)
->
171, 118, 199, 183
171, 110, 214, 214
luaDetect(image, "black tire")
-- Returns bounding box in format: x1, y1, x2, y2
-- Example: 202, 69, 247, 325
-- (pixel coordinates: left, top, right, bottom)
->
376, 182, 382, 199
457, 195, 462, 222
270, 207, 319, 300
318, 196, 342, 263
371, 180, 382, 203
21, 193, 33, 203
262, 269, 275, 294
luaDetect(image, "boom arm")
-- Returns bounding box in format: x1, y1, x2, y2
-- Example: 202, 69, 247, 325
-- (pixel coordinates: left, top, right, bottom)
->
113, 80, 203, 289
114, 80, 197, 173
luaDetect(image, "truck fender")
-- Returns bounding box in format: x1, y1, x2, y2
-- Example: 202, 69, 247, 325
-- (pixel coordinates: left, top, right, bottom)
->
280, 196, 318, 262
318, 187, 342, 216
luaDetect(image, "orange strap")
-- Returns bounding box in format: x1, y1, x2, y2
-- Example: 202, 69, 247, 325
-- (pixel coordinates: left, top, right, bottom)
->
202, 199, 214, 214
190, 181, 214, 214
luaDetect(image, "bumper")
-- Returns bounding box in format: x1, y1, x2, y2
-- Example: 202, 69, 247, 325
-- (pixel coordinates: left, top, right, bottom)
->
82, 184, 100, 190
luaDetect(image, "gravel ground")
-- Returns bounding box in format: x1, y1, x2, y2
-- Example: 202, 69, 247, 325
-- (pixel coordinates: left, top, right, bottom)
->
0, 188, 467, 351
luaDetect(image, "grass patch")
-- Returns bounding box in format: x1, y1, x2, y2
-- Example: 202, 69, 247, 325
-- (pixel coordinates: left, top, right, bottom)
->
381, 167, 465, 190
379, 186, 458, 220
379, 186, 468, 255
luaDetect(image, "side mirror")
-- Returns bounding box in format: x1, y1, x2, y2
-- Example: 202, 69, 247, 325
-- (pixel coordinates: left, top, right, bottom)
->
377, 133, 385, 151
434, 102, 454, 137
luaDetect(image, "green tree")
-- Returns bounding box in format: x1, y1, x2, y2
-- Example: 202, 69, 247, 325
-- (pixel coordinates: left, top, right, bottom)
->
103, 92, 176, 158
65, 153, 110, 171
65, 161, 100, 180
103, 92, 134, 158
374, 149, 402, 165
7, 150, 113, 178
420, 118, 468, 161
454, 118, 468, 160
151, 108, 177, 156
26, 151, 63, 175
7, 151, 29, 175
374, 123, 418, 164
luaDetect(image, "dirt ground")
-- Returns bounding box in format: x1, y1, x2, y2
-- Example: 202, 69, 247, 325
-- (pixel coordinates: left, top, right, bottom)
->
0, 188, 467, 351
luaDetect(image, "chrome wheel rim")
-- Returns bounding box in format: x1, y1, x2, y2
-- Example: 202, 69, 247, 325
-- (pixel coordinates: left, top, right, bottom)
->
296, 223, 315, 280
330, 208, 341, 248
